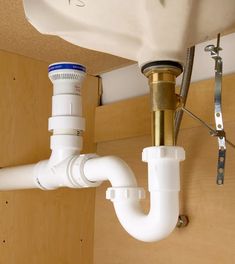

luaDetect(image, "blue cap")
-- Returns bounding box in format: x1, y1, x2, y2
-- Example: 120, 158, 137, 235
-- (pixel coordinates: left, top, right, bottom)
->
48, 62, 86, 73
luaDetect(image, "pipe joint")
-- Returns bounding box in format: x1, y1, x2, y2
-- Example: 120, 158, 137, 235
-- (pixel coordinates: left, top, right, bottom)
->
69, 154, 102, 188
143, 146, 185, 192
142, 146, 185, 161
35, 157, 74, 190
35, 154, 102, 190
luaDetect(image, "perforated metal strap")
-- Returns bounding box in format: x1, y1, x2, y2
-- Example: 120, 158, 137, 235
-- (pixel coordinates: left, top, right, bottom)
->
214, 57, 226, 185
205, 34, 226, 185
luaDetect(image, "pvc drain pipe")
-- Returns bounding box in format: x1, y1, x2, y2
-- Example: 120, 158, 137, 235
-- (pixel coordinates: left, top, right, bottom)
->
84, 146, 185, 242
0, 62, 186, 243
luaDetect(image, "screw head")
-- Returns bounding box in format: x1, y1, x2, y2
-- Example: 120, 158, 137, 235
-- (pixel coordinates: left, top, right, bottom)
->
205, 44, 215, 52
177, 215, 189, 228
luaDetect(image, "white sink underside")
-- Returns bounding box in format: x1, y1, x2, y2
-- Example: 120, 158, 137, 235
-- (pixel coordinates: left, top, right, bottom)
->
24, 0, 235, 65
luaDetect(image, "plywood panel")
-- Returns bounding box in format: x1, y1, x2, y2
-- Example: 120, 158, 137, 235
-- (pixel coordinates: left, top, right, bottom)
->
95, 95, 151, 142
0, 1, 132, 75
0, 50, 99, 263
94, 75, 235, 264
95, 74, 235, 142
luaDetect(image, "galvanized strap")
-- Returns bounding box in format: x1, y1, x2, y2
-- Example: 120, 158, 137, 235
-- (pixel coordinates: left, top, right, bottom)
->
205, 34, 226, 185
214, 57, 226, 185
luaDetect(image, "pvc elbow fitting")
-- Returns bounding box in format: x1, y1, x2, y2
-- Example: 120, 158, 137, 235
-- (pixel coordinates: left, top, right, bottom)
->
84, 156, 138, 187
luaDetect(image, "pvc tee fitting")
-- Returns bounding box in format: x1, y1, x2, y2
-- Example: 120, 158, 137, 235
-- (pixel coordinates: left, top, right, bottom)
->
35, 154, 102, 190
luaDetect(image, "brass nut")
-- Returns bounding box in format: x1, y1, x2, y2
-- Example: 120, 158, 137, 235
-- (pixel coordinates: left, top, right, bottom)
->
143, 65, 182, 78
151, 83, 178, 111
148, 70, 178, 111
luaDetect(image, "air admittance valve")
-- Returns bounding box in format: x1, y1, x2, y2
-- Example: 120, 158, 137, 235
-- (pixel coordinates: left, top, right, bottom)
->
48, 62, 86, 82
48, 62, 86, 138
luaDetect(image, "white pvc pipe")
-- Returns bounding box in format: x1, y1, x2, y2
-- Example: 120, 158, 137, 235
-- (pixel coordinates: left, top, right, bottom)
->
113, 191, 179, 242
84, 156, 137, 187
0, 164, 39, 190
83, 146, 185, 242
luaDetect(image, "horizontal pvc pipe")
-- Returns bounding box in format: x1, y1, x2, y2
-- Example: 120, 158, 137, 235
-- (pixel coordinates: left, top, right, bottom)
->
0, 164, 40, 190
84, 156, 137, 187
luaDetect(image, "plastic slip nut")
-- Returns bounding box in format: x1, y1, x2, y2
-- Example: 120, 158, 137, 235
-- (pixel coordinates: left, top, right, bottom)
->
142, 146, 185, 162
106, 187, 146, 202
48, 116, 85, 131
69, 154, 102, 188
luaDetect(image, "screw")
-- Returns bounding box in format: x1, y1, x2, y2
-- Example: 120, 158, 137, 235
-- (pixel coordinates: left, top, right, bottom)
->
177, 215, 189, 228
